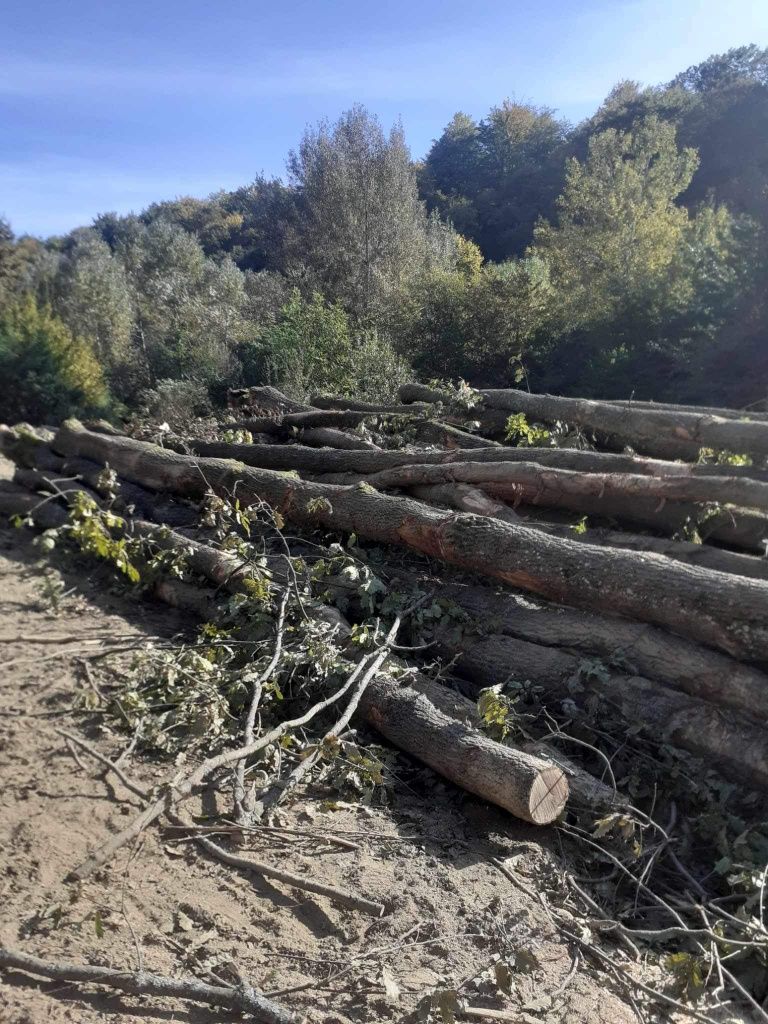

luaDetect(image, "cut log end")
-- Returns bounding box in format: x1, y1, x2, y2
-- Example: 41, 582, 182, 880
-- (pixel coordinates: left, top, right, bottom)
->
528, 765, 569, 824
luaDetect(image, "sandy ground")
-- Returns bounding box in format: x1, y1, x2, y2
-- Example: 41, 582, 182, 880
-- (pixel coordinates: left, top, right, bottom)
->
0, 458, 641, 1024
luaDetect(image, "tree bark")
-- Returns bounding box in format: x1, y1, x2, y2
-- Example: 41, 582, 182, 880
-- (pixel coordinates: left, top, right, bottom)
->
363, 459, 768, 514
531, 519, 768, 582
298, 426, 379, 451
412, 419, 500, 450
601, 396, 768, 422
165, 435, 768, 482
0, 480, 68, 528
358, 676, 568, 823
51, 421, 768, 661
310, 395, 431, 414
411, 483, 522, 525
441, 630, 768, 790
234, 409, 373, 431
9, 472, 569, 825
410, 484, 768, 580
477, 388, 768, 460
398, 384, 768, 460
413, 580, 768, 721
227, 385, 311, 416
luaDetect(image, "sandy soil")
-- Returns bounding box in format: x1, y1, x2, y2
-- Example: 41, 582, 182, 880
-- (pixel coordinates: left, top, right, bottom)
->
0, 457, 641, 1023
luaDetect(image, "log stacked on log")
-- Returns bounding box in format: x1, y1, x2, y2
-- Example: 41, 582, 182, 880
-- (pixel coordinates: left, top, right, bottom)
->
2, 378, 768, 801
398, 382, 768, 461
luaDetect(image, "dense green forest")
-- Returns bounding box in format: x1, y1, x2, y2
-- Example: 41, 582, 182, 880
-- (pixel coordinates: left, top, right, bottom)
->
2, 44, 767, 421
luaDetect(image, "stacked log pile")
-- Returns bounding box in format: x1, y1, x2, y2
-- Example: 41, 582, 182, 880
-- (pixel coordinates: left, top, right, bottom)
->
2, 382, 768, 805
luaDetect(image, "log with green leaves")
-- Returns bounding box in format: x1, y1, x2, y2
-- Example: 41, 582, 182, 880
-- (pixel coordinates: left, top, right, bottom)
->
399, 382, 768, 461
50, 420, 768, 661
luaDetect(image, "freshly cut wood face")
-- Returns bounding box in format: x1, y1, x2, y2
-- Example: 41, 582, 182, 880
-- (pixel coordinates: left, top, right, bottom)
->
529, 766, 570, 825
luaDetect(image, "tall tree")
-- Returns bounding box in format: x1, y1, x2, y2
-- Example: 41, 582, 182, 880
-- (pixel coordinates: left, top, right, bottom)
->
531, 117, 743, 397
421, 102, 569, 260
49, 229, 135, 384
287, 105, 454, 321
116, 221, 248, 388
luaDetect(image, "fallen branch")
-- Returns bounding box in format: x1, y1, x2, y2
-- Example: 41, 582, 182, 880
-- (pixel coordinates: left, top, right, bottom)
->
0, 947, 296, 1024
66, 650, 389, 881
252, 616, 403, 818
57, 723, 386, 917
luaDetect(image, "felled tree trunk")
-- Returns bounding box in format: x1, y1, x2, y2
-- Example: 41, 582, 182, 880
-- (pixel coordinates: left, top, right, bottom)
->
362, 459, 768, 513
166, 435, 768, 482
7, 474, 569, 825
399, 384, 768, 461
310, 395, 431, 414
234, 410, 372, 432
298, 427, 379, 451
227, 385, 311, 417
409, 484, 768, 580
412, 419, 500, 450
531, 519, 768, 582
602, 397, 768, 422
410, 580, 768, 721
411, 483, 521, 525
359, 677, 568, 823
0, 480, 68, 528
51, 421, 768, 661
440, 629, 768, 790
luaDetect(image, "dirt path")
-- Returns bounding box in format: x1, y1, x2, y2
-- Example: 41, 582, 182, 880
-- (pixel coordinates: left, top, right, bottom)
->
0, 474, 641, 1022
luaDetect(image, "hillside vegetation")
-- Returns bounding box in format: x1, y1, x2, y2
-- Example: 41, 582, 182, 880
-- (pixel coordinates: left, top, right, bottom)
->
1, 44, 767, 420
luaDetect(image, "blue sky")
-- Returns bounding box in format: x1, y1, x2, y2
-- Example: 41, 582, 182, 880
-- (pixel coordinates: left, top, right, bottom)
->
2, 0, 767, 238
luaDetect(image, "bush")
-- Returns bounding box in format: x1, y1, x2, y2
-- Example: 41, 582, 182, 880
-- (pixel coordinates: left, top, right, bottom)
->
0, 296, 109, 423
390, 257, 552, 385
238, 289, 413, 402
138, 379, 212, 430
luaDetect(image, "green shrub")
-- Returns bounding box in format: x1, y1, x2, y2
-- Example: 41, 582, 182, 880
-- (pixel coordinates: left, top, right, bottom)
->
0, 296, 109, 422
138, 379, 212, 430
239, 289, 412, 402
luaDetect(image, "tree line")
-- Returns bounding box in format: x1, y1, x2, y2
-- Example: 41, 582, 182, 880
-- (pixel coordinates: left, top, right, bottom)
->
1, 44, 767, 422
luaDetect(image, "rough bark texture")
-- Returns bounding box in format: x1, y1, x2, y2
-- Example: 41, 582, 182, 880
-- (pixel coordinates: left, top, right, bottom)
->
310, 395, 431, 414
359, 677, 568, 823
443, 630, 768, 789
411, 483, 521, 525
602, 397, 768, 422
167, 436, 768, 482
51, 421, 768, 661
364, 459, 768, 513
295, 427, 379, 451
477, 388, 768, 460
532, 519, 768, 582
236, 409, 374, 431
227, 385, 311, 416
408, 483, 768, 580
417, 581, 768, 721
0, 480, 68, 528
412, 420, 499, 450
